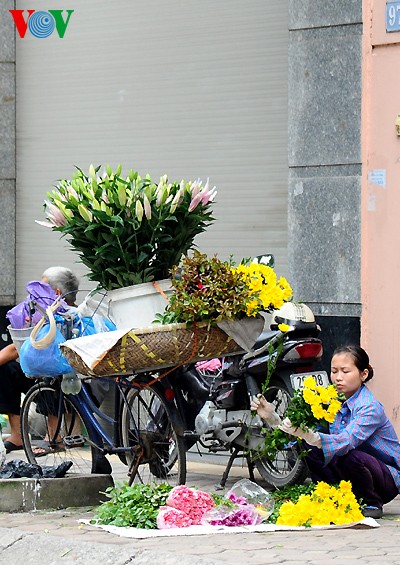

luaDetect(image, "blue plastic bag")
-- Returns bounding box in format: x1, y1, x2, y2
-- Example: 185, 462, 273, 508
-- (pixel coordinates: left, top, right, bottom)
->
19, 324, 73, 377
19, 312, 116, 378
75, 316, 116, 336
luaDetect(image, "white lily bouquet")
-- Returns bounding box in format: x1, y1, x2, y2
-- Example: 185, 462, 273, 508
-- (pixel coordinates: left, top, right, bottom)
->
38, 165, 217, 290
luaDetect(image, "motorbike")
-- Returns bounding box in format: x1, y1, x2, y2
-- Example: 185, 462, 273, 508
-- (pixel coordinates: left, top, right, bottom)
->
162, 301, 328, 489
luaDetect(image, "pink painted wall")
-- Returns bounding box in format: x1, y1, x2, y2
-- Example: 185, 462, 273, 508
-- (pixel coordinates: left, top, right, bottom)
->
362, 0, 400, 429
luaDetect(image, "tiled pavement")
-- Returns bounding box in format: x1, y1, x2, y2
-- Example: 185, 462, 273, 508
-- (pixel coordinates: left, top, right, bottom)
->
0, 450, 399, 564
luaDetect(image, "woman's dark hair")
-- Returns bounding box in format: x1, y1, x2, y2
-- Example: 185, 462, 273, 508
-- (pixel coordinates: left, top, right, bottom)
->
332, 344, 374, 382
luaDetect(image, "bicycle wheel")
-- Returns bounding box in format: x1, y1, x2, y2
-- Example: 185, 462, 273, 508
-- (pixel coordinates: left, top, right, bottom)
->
120, 384, 186, 486
21, 381, 97, 474
254, 380, 309, 488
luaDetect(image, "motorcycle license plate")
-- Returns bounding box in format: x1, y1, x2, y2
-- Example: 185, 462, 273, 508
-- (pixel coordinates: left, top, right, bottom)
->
290, 371, 330, 391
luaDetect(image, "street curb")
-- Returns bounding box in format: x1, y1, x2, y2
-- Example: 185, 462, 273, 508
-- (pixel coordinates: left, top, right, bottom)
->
0, 474, 114, 512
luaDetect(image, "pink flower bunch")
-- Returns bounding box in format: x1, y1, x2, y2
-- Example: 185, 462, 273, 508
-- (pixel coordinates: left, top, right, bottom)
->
157, 486, 215, 529
156, 506, 192, 529
188, 178, 217, 212
202, 503, 263, 527
227, 492, 247, 505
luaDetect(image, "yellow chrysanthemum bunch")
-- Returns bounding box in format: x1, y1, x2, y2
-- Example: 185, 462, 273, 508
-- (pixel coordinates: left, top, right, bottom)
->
276, 480, 364, 526
163, 252, 293, 325
234, 263, 292, 316
258, 376, 343, 460
302, 376, 342, 424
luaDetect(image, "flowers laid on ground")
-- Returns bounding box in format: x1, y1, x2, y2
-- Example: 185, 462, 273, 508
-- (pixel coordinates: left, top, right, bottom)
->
91, 479, 364, 531
275, 481, 364, 527
157, 485, 214, 528
201, 491, 264, 527
92, 482, 172, 529
157, 251, 292, 325
257, 376, 344, 460
38, 165, 217, 289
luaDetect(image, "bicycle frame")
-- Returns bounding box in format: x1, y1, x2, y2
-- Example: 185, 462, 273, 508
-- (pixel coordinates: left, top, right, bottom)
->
64, 374, 186, 457
69, 378, 144, 457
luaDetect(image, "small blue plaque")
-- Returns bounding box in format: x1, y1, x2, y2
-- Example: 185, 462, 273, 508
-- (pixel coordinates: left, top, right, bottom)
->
386, 1, 400, 32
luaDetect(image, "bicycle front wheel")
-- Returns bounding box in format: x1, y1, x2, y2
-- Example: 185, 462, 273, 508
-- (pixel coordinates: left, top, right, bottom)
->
21, 381, 97, 474
120, 384, 186, 486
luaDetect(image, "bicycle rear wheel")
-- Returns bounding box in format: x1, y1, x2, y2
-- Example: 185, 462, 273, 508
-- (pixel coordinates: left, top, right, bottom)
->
120, 384, 186, 486
21, 381, 97, 474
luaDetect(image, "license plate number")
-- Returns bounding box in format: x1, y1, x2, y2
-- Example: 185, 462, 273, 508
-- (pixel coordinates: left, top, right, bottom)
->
290, 371, 330, 391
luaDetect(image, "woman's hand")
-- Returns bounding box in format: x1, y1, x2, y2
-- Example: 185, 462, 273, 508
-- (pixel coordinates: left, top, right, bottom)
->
279, 417, 322, 447
250, 395, 282, 427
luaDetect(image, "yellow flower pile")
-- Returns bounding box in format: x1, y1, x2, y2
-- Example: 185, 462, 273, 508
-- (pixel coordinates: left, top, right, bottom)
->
276, 480, 364, 526
234, 263, 292, 316
302, 376, 342, 424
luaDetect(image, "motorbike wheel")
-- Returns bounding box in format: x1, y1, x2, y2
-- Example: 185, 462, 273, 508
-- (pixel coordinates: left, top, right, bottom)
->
253, 380, 309, 488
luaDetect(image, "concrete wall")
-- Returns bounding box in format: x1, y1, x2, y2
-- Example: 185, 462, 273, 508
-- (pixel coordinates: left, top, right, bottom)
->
0, 1, 16, 309
15, 1, 290, 301
288, 1, 363, 368
0, 1, 16, 345
362, 0, 400, 426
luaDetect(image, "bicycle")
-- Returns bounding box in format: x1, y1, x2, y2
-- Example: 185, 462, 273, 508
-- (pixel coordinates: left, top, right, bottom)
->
20, 372, 187, 486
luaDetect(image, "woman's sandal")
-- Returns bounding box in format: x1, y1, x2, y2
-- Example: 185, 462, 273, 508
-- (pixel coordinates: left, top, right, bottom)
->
32, 440, 65, 458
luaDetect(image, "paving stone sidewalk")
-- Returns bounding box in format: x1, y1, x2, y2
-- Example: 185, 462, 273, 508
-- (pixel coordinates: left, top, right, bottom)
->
0, 452, 399, 564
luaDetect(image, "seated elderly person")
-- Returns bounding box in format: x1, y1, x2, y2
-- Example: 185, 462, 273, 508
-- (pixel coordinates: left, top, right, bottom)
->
0, 267, 80, 453
1, 267, 110, 472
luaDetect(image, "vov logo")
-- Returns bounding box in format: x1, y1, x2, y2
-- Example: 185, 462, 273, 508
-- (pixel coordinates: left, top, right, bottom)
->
10, 10, 74, 39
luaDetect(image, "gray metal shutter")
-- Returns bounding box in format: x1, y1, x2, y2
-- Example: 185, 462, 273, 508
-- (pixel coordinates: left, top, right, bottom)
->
16, 0, 288, 301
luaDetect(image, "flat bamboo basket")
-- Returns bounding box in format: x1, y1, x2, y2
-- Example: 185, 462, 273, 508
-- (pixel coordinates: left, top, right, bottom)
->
61, 322, 243, 376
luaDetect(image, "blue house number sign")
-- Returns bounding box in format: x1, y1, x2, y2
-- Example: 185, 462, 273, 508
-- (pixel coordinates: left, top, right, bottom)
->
386, 1, 400, 32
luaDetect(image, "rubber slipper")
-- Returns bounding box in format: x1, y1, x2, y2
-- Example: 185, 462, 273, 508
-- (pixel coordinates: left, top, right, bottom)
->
4, 440, 23, 454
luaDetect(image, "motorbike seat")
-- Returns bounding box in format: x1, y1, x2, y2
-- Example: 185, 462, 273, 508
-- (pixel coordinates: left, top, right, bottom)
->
253, 329, 279, 348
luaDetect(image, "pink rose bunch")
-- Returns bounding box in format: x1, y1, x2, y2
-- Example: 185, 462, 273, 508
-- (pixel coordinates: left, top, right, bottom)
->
157, 485, 215, 529
156, 506, 192, 529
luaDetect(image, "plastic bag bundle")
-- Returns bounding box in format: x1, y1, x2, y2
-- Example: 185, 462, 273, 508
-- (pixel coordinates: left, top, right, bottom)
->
19, 323, 73, 377
226, 478, 275, 521
201, 501, 262, 527
202, 479, 275, 527
6, 281, 67, 330
19, 296, 116, 378
0, 459, 73, 479
75, 292, 113, 334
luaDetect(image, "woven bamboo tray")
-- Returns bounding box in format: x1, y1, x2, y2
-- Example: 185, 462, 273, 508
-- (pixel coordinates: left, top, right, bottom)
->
61, 322, 243, 376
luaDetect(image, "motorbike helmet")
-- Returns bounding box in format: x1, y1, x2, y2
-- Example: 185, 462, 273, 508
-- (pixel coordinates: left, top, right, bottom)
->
271, 302, 316, 330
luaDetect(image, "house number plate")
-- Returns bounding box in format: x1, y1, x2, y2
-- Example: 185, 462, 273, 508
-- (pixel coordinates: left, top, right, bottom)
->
386, 1, 400, 32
